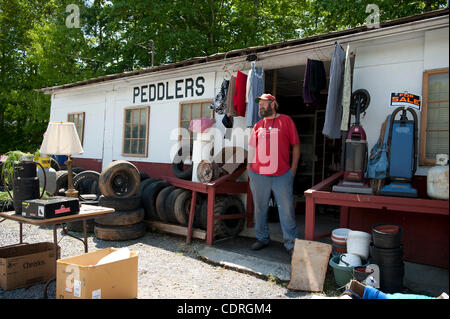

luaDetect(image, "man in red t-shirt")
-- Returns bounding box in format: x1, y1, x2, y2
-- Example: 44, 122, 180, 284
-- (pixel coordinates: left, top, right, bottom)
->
247, 93, 301, 256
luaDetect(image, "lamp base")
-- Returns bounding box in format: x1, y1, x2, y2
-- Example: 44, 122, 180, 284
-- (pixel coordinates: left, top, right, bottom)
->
65, 188, 79, 198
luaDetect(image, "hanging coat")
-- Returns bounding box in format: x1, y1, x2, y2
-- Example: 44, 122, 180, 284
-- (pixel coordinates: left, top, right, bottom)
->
233, 70, 248, 117
322, 43, 345, 139
209, 79, 229, 114
246, 64, 264, 128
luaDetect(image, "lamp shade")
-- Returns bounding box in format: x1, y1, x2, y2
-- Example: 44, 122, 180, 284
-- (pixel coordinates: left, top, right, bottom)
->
40, 122, 84, 156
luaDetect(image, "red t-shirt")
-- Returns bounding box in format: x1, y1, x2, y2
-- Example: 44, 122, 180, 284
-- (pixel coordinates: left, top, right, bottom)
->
249, 114, 300, 175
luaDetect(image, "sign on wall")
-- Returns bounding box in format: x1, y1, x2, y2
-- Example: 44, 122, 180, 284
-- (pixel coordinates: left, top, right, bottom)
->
390, 92, 421, 111
132, 76, 206, 104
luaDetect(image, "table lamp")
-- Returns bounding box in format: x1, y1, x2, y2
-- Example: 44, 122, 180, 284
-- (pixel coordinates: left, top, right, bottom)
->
40, 122, 84, 198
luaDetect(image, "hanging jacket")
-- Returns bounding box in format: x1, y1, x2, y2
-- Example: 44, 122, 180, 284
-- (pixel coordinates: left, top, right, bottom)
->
246, 63, 264, 127
209, 79, 229, 114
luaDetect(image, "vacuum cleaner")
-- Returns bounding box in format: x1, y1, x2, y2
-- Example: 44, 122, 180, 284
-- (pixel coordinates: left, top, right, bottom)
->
380, 107, 418, 197
332, 89, 372, 195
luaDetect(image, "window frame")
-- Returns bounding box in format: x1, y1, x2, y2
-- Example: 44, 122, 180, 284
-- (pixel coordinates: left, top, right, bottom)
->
420, 68, 449, 166
67, 112, 85, 146
178, 99, 214, 145
122, 106, 150, 158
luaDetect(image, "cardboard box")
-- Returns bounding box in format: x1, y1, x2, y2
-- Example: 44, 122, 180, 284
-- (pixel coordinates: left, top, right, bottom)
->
22, 196, 80, 219
0, 242, 59, 290
56, 248, 139, 299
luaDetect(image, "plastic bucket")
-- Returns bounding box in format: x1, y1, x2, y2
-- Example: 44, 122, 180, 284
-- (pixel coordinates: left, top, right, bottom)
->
332, 228, 351, 240
332, 242, 347, 254
353, 266, 374, 283
329, 256, 369, 287
372, 223, 402, 249
338, 253, 361, 267
369, 243, 403, 266
347, 230, 371, 260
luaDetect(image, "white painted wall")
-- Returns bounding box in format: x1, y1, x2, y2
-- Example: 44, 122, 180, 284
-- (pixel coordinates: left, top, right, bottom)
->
353, 26, 449, 175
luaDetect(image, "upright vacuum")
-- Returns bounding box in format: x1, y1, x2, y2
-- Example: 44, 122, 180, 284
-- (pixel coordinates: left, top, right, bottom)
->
332, 89, 372, 195
380, 107, 418, 197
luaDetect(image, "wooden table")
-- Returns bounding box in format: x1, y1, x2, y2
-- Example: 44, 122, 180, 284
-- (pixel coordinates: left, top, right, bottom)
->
0, 204, 115, 297
0, 204, 114, 258
304, 171, 449, 241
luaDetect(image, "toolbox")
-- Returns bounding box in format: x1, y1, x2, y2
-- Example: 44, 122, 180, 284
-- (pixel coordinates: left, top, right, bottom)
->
21, 196, 80, 219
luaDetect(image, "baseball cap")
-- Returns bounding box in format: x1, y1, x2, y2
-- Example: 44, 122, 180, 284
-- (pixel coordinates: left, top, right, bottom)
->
255, 93, 276, 103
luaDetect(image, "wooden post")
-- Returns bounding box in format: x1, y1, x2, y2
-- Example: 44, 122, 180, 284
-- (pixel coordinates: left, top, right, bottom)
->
186, 191, 197, 244
206, 187, 216, 245
272, 69, 277, 96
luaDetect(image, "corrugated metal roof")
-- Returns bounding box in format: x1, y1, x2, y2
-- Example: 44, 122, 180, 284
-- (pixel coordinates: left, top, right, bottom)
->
38, 8, 449, 93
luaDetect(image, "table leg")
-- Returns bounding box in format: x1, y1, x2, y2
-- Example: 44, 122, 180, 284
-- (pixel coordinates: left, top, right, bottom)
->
186, 191, 197, 244
19, 222, 23, 244
206, 188, 215, 245
340, 206, 350, 228
305, 197, 316, 241
83, 220, 88, 253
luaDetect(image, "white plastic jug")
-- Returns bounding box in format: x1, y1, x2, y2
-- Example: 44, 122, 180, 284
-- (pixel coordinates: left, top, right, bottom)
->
427, 154, 449, 200
346, 230, 371, 260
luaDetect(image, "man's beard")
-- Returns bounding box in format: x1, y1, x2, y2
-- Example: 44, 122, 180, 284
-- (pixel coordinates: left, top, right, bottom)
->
259, 107, 274, 118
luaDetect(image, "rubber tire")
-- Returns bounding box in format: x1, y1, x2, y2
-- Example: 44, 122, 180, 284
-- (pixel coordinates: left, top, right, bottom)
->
95, 208, 145, 226
172, 142, 193, 180
165, 188, 186, 224
98, 195, 141, 211
73, 170, 101, 201
172, 191, 205, 227
140, 172, 150, 181
72, 167, 86, 175
66, 219, 96, 233
141, 180, 170, 220
55, 170, 75, 195
155, 186, 177, 222
50, 158, 60, 171
199, 195, 245, 238
99, 160, 140, 198
94, 222, 147, 241
137, 178, 160, 197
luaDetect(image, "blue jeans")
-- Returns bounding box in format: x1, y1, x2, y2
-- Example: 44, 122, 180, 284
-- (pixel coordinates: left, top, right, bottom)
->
248, 169, 299, 251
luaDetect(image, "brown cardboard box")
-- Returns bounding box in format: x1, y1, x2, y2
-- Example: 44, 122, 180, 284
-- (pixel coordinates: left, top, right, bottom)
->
0, 242, 59, 290
56, 247, 139, 299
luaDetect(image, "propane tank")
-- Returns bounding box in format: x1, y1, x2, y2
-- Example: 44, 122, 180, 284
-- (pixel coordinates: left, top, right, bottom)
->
427, 154, 449, 200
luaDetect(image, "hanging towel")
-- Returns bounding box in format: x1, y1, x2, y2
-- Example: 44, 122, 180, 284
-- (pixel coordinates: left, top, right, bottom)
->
303, 59, 326, 106
340, 44, 352, 131
246, 64, 264, 127
322, 43, 346, 139
226, 76, 238, 117
245, 68, 252, 103
209, 79, 229, 114
234, 70, 248, 117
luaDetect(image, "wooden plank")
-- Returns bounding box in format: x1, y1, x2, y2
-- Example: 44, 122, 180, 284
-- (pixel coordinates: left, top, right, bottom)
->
146, 221, 206, 240
288, 239, 332, 292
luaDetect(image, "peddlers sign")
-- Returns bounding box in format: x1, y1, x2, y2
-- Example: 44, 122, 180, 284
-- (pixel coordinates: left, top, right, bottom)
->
132, 76, 206, 104
390, 92, 421, 111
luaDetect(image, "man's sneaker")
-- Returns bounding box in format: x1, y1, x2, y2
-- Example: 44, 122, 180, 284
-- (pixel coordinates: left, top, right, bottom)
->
250, 240, 269, 250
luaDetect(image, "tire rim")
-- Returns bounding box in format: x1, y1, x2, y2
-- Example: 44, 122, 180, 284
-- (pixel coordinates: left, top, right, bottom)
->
111, 173, 131, 195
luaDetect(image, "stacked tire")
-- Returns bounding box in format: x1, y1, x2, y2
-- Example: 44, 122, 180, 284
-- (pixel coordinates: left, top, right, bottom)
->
145, 182, 245, 239
94, 160, 146, 241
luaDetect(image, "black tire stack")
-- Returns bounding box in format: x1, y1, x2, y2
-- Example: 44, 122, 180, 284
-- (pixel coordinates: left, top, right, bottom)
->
369, 223, 404, 293
144, 182, 245, 239
93, 160, 146, 241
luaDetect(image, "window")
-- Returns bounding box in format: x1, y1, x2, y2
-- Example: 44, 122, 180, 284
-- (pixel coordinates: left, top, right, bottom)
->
420, 68, 449, 165
123, 106, 149, 157
67, 112, 85, 145
178, 100, 213, 144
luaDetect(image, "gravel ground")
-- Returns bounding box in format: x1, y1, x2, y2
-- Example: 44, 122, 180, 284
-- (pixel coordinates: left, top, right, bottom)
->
0, 219, 320, 299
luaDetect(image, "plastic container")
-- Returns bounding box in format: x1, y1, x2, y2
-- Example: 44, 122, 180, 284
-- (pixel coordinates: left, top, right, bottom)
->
369, 243, 403, 266
332, 242, 347, 254
346, 230, 371, 260
329, 256, 369, 287
427, 154, 449, 200
331, 228, 351, 240
338, 253, 362, 267
372, 223, 402, 249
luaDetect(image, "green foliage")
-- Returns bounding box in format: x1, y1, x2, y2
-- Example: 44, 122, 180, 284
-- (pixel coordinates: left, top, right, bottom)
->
0, 0, 447, 155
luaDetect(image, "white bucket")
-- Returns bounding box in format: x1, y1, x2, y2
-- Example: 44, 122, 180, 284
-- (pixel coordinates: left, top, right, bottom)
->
338, 253, 362, 267
346, 230, 372, 260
